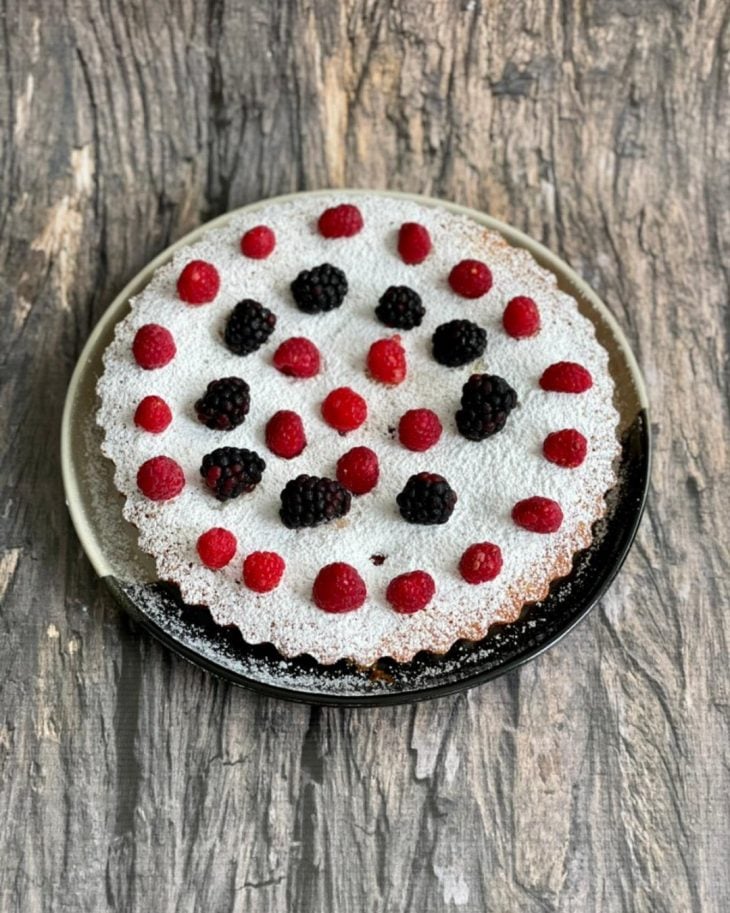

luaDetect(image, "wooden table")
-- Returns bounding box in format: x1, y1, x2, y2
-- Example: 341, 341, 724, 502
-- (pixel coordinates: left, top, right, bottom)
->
2, 2, 728, 910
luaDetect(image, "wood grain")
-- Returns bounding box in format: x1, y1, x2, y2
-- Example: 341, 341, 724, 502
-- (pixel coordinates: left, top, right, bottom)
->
1, 1, 728, 910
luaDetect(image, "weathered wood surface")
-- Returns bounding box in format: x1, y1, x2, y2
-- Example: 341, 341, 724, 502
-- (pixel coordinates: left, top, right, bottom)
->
1, 1, 728, 910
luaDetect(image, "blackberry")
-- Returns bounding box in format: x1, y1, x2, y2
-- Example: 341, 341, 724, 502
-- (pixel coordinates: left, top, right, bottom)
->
195, 377, 250, 430
456, 374, 518, 441
396, 472, 457, 525
279, 474, 351, 529
291, 263, 348, 314
200, 447, 265, 501
375, 286, 425, 330
432, 319, 487, 367
224, 299, 277, 355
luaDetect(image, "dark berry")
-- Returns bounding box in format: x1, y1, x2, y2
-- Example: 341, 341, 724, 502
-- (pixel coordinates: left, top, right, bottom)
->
265, 410, 307, 459
456, 374, 518, 441
134, 395, 172, 433
396, 472, 457, 525
200, 447, 265, 501
432, 319, 487, 367
279, 475, 351, 529
197, 528, 237, 569
132, 324, 176, 369
317, 204, 363, 238
375, 286, 425, 329
448, 259, 492, 298
367, 336, 407, 385
503, 296, 541, 338
321, 387, 367, 433
512, 497, 564, 533
386, 571, 435, 614
195, 377, 250, 431
459, 542, 503, 584
291, 263, 348, 314
224, 299, 276, 356
177, 260, 220, 305
543, 429, 588, 468
312, 563, 367, 613
240, 225, 276, 259
336, 446, 379, 495
137, 456, 185, 501
539, 362, 593, 393
243, 551, 285, 592
272, 337, 321, 378
397, 223, 432, 265
398, 409, 442, 452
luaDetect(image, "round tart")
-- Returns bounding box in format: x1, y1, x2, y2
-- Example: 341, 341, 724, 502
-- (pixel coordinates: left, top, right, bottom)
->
96, 194, 620, 665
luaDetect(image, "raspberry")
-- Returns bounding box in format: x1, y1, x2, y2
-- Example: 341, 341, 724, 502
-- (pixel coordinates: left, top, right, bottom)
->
512, 497, 564, 533
137, 456, 185, 501
448, 259, 492, 298
196, 527, 237, 569
385, 570, 435, 614
336, 446, 379, 495
503, 296, 541, 338
375, 286, 425, 330
195, 377, 250, 430
134, 395, 172, 433
266, 410, 307, 459
272, 337, 321, 378
398, 222, 432, 265
456, 374, 518, 441
322, 387, 367, 433
224, 299, 277, 356
459, 542, 503, 584
543, 429, 588, 468
132, 324, 176, 370
240, 225, 276, 259
317, 204, 363, 238
279, 475, 351, 529
397, 472, 457, 525
312, 562, 367, 613
432, 319, 487, 367
243, 551, 286, 593
176, 260, 220, 305
367, 336, 407, 385
540, 362, 593, 393
291, 263, 348, 313
398, 409, 442, 452
201, 447, 265, 501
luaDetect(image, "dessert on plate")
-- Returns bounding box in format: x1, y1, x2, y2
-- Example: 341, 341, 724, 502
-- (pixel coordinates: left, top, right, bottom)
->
96, 193, 620, 665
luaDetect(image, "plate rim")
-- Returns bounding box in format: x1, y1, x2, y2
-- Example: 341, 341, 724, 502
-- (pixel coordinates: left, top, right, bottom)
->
61, 188, 651, 705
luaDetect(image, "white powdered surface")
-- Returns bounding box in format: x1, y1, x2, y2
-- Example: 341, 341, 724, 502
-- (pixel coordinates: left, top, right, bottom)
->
97, 194, 620, 665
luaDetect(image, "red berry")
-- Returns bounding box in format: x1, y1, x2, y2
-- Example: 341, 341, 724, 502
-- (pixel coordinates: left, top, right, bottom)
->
312, 562, 367, 613
317, 204, 364, 238
540, 362, 593, 393
136, 456, 185, 501
272, 337, 321, 378
448, 259, 492, 298
265, 410, 307, 459
243, 551, 286, 593
398, 409, 442, 452
367, 336, 407, 385
503, 296, 541, 338
336, 446, 379, 495
512, 497, 564, 533
398, 222, 432, 264
459, 542, 503, 584
134, 395, 172, 433
240, 225, 276, 259
176, 259, 220, 304
543, 429, 588, 468
132, 324, 176, 369
196, 527, 237, 569
322, 387, 367, 433
386, 570, 435, 614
